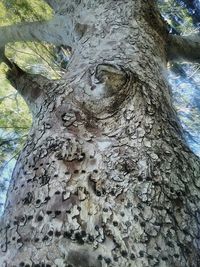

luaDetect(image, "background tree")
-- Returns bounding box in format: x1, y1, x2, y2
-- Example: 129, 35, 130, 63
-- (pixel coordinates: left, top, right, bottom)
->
0, 1, 200, 267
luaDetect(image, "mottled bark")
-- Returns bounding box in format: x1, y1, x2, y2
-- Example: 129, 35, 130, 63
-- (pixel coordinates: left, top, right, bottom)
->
1, 1, 200, 267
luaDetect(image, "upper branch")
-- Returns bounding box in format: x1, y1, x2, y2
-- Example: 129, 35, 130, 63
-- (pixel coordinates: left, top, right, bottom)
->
6, 61, 44, 97
6, 60, 52, 114
0, 15, 74, 50
167, 34, 200, 63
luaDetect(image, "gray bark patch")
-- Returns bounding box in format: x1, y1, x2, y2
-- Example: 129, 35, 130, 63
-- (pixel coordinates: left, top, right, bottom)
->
67, 250, 102, 267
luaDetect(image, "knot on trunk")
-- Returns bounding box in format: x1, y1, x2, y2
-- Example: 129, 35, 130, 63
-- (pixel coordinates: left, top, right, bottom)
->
69, 63, 137, 119
94, 64, 128, 97
75, 23, 88, 40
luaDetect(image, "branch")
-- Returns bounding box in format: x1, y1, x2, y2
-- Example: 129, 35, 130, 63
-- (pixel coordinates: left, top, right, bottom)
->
5, 59, 50, 112
0, 15, 74, 59
167, 34, 200, 63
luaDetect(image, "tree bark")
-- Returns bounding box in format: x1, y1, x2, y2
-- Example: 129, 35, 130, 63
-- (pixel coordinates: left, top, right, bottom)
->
1, 1, 200, 267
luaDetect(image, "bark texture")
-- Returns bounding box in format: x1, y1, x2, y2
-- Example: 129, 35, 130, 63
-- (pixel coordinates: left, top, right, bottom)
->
1, 1, 200, 267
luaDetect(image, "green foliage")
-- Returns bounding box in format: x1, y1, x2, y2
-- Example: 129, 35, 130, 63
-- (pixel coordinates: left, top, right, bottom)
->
0, 66, 31, 163
158, 0, 196, 34
0, 0, 52, 25
0, 70, 31, 128
0, 0, 61, 78
6, 41, 62, 79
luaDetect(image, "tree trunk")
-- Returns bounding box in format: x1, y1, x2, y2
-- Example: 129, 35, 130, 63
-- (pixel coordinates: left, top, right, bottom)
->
1, 1, 200, 267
